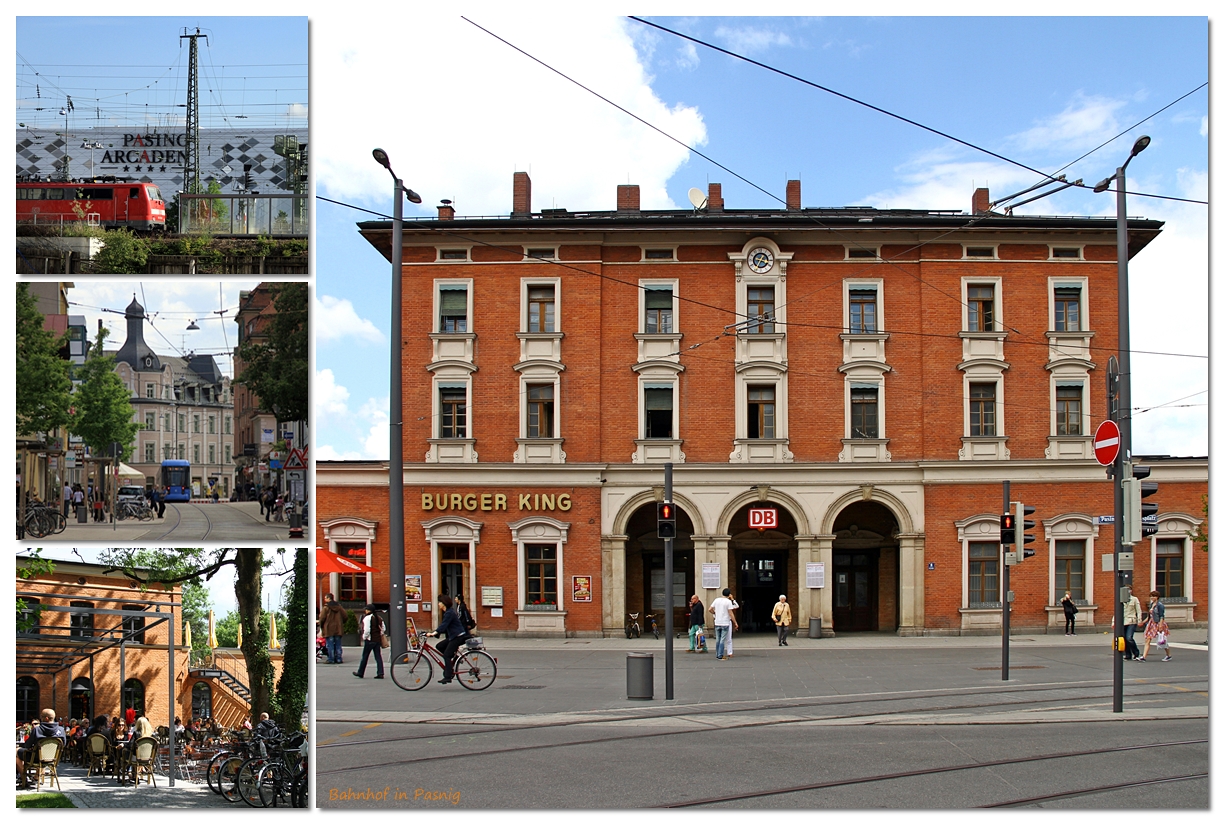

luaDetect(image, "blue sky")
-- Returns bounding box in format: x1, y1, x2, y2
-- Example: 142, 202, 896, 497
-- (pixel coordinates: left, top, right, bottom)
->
313, 11, 1210, 462
16, 16, 308, 134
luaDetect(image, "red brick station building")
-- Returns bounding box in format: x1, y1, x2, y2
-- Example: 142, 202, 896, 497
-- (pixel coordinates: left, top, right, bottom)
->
317, 175, 1207, 638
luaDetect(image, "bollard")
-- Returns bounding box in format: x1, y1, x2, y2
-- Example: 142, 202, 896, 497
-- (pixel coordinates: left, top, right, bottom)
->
809, 617, 823, 639
626, 652, 654, 700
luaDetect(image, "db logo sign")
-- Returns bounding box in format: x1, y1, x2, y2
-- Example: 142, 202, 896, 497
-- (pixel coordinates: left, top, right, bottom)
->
749, 508, 777, 530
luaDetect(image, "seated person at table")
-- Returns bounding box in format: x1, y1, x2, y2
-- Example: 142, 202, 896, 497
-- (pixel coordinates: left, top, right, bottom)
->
17, 708, 66, 789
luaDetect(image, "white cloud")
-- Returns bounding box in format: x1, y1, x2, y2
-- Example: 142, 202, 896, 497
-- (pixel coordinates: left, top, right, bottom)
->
1200, 115, 1208, 137
315, 12, 707, 214
315, 445, 342, 461
315, 368, 351, 420
285, 103, 308, 119
314, 294, 384, 344
713, 24, 792, 53
1010, 94, 1125, 153
676, 42, 699, 70
313, 368, 389, 459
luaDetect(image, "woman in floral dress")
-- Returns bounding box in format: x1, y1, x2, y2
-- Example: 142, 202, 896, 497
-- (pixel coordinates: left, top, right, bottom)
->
1141, 590, 1173, 661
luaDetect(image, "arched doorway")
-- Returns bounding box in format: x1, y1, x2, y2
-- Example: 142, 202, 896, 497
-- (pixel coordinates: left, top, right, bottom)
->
192, 682, 213, 720
70, 677, 94, 722
16, 677, 39, 723
624, 501, 695, 632
122, 678, 145, 719
726, 502, 799, 632
831, 502, 900, 632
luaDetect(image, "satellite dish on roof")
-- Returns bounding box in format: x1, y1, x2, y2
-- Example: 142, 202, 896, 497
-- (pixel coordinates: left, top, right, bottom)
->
688, 187, 708, 210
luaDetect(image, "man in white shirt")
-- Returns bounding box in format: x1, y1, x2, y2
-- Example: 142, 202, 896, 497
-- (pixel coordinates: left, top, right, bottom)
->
62, 483, 72, 517
709, 588, 739, 661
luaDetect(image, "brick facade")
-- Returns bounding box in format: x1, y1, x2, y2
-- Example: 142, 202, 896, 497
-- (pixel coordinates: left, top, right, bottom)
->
317, 176, 1206, 638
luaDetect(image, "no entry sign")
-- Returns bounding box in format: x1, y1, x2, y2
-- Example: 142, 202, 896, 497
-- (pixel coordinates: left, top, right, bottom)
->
1094, 420, 1121, 466
749, 507, 777, 530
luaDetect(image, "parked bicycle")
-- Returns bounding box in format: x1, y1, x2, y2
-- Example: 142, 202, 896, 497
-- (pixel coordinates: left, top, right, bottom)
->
626, 612, 641, 639
117, 500, 154, 521
644, 611, 660, 639
21, 500, 67, 538
390, 634, 497, 691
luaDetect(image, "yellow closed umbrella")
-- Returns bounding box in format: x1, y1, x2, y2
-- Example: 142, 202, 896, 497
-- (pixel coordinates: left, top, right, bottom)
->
184, 619, 193, 649
268, 611, 280, 650
236, 621, 243, 649
208, 610, 219, 649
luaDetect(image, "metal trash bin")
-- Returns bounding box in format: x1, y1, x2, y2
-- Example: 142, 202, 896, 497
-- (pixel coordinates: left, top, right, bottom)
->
626, 652, 654, 700
809, 617, 823, 639
77, 505, 88, 524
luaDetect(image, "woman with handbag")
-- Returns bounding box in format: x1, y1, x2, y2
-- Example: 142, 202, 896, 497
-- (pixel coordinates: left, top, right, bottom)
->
352, 604, 385, 679
433, 595, 469, 685
1141, 590, 1173, 662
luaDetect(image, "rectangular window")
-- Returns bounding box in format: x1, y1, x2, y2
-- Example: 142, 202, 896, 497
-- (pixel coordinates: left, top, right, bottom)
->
193, 415, 201, 434
527, 286, 556, 333
968, 542, 1000, 605
1052, 247, 1081, 259
645, 288, 674, 334
746, 287, 776, 333
439, 249, 468, 260
177, 443, 185, 459
644, 248, 674, 260
338, 544, 368, 602
145, 383, 155, 398
1054, 539, 1085, 602
969, 383, 997, 436
1056, 385, 1083, 436
145, 412, 155, 430
965, 246, 995, 258
1155, 539, 1185, 599
527, 384, 555, 438
747, 386, 776, 439
967, 284, 996, 332
849, 289, 877, 334
224, 444, 232, 464
208, 415, 216, 434
208, 444, 216, 464
1054, 287, 1082, 332
440, 388, 467, 439
122, 604, 146, 644
70, 601, 94, 638
145, 442, 155, 463
526, 247, 556, 260
193, 444, 201, 464
224, 415, 232, 434
164, 443, 173, 461
848, 246, 878, 259
439, 288, 468, 332
177, 414, 186, 432
644, 387, 673, 439
851, 388, 879, 438
525, 544, 558, 605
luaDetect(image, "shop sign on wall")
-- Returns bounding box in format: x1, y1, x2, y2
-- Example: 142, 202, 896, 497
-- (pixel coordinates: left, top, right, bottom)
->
572, 576, 592, 602
405, 575, 422, 602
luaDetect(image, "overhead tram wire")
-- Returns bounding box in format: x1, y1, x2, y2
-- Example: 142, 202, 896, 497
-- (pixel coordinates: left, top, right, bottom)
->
459, 16, 1201, 348
628, 16, 1207, 208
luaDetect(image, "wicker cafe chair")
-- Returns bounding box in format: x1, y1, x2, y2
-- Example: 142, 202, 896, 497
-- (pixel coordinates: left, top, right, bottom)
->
85, 732, 113, 777
33, 737, 65, 792
127, 737, 159, 787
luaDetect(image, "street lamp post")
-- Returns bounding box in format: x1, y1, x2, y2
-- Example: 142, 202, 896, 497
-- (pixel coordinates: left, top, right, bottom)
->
1093, 134, 1149, 713
372, 148, 421, 659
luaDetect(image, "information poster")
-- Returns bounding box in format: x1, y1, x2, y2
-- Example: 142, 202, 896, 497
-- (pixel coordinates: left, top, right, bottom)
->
572, 576, 592, 602
702, 563, 721, 590
405, 574, 422, 601
806, 561, 826, 589
481, 586, 504, 607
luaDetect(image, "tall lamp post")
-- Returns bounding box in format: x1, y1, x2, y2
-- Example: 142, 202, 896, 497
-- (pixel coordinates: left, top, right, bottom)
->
1093, 134, 1150, 713
372, 148, 421, 659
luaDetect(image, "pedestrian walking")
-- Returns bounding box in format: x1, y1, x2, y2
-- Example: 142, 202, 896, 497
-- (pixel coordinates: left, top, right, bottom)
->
62, 482, 72, 518
318, 593, 346, 663
1122, 584, 1144, 662
352, 604, 385, 679
772, 594, 793, 646
155, 486, 165, 518
432, 594, 470, 685
1142, 590, 1173, 661
455, 592, 477, 634
1061, 591, 1078, 635
687, 595, 706, 652
262, 487, 274, 521
709, 588, 739, 661
72, 484, 85, 518
725, 593, 739, 657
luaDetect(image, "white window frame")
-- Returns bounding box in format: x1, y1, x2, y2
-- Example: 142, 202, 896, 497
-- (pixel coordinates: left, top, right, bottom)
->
520, 277, 562, 334
436, 247, 471, 262
1050, 380, 1089, 437
1048, 276, 1089, 332
639, 280, 679, 335
955, 515, 1004, 609
423, 516, 482, 629
321, 518, 379, 606
843, 278, 884, 334
510, 516, 570, 611
963, 376, 1003, 438
961, 276, 1004, 333
963, 244, 999, 259
436, 380, 472, 439
1043, 514, 1098, 604
520, 374, 562, 440
641, 247, 676, 262
524, 246, 557, 261
639, 382, 678, 441
846, 245, 880, 260
433, 279, 473, 334
1050, 245, 1085, 260
736, 376, 786, 440
845, 380, 883, 440
1149, 517, 1200, 601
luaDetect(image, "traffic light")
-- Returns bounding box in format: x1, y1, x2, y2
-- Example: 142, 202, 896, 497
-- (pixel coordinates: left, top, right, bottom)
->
1015, 501, 1036, 559
656, 501, 676, 539
1000, 512, 1016, 544
1124, 464, 1159, 543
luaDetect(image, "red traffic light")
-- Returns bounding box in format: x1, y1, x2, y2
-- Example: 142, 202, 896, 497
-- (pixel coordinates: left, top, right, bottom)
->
660, 502, 675, 520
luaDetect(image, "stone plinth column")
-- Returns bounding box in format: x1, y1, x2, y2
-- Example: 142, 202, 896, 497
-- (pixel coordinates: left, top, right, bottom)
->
601, 535, 627, 635
803, 534, 836, 637
895, 532, 926, 635
692, 535, 731, 609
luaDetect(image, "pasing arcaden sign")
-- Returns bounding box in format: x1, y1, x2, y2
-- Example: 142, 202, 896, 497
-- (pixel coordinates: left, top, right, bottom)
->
99, 133, 188, 165
420, 492, 572, 513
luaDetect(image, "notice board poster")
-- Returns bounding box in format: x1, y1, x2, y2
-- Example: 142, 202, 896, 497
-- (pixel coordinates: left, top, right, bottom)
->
806, 562, 825, 589
405, 575, 423, 602
702, 563, 721, 590
572, 576, 592, 602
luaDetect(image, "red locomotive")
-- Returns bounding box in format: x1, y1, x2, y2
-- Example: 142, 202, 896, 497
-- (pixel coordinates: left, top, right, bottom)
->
16, 176, 167, 231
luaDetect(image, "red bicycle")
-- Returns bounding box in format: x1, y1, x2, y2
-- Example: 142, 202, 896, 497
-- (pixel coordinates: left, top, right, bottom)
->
390, 623, 497, 691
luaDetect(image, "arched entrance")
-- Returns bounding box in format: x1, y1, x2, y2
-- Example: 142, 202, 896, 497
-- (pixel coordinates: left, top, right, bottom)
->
70, 677, 94, 722
624, 501, 696, 632
726, 502, 799, 632
830, 501, 900, 632
192, 682, 213, 720
16, 677, 39, 723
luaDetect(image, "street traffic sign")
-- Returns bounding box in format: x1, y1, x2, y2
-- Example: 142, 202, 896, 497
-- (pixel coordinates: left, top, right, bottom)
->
1093, 420, 1121, 466
285, 448, 307, 469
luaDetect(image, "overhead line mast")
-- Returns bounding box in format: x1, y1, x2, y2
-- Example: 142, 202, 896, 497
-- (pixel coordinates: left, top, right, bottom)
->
180, 27, 207, 195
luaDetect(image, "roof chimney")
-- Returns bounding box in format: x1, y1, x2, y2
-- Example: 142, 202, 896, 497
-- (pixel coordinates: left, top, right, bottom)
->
707, 182, 724, 212
786, 179, 801, 211
437, 200, 454, 221
972, 187, 990, 214
617, 184, 640, 213
513, 172, 532, 217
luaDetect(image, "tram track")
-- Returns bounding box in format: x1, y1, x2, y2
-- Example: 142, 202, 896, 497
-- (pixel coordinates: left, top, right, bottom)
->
315, 680, 1207, 775
981, 772, 1208, 808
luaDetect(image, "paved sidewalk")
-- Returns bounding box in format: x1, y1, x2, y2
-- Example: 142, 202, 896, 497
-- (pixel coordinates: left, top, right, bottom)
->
23, 760, 239, 809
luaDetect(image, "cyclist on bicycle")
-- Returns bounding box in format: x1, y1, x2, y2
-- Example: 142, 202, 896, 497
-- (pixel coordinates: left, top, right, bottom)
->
432, 594, 469, 685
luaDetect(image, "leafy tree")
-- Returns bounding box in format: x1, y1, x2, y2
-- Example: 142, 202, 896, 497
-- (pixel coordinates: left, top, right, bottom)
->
213, 607, 287, 648
17, 550, 55, 632
15, 283, 73, 437
272, 548, 308, 733
72, 324, 138, 460
94, 229, 150, 274
235, 283, 309, 423
180, 581, 214, 666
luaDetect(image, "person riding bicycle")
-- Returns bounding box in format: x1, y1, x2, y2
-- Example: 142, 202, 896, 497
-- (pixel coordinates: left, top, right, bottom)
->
432, 594, 469, 685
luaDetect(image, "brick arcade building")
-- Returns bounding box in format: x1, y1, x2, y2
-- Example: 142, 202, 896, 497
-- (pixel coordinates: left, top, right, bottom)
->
316, 175, 1207, 638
